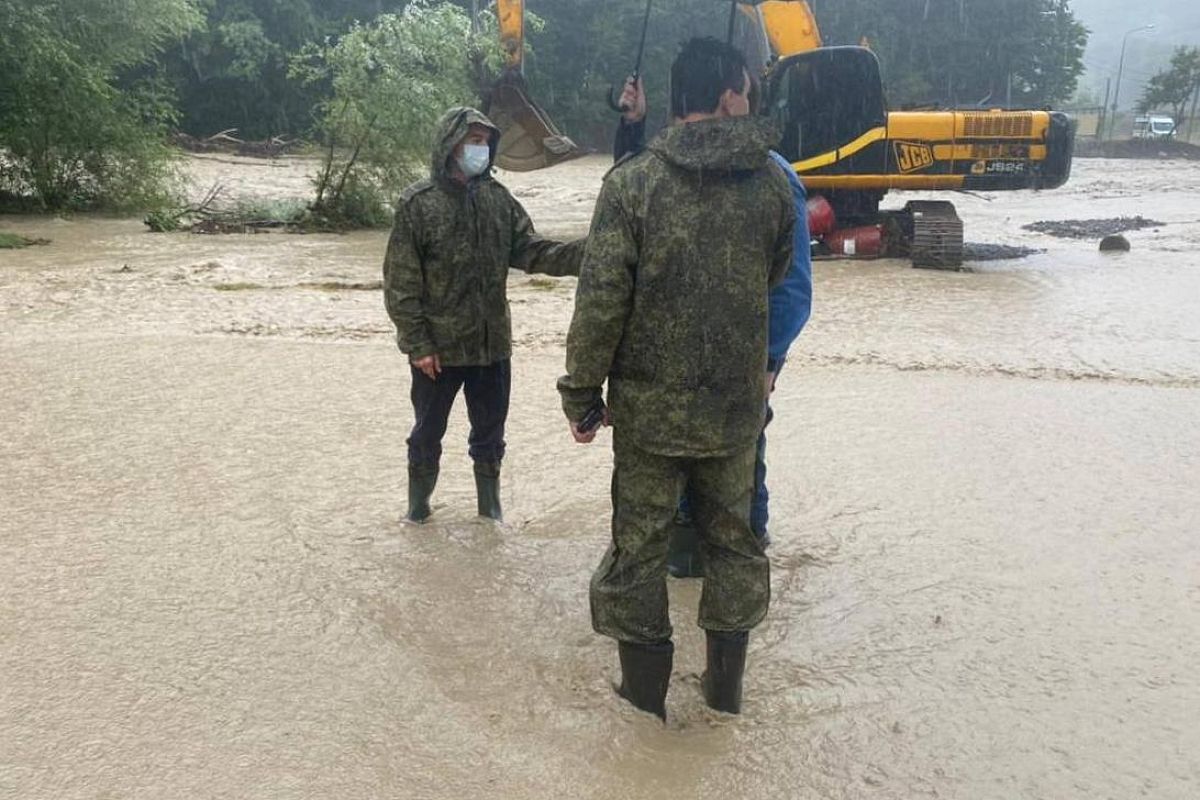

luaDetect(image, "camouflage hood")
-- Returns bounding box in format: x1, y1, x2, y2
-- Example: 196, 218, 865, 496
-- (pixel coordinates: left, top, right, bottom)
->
383, 107, 585, 368
647, 116, 780, 173
430, 106, 501, 182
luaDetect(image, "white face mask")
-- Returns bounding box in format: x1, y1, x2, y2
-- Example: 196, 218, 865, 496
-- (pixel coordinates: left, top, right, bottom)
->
456, 143, 491, 177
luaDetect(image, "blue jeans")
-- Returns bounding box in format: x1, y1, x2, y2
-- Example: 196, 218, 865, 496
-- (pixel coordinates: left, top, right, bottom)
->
680, 399, 774, 544
750, 403, 773, 542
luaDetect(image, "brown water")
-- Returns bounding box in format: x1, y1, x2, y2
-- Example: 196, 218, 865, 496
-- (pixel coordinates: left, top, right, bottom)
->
2, 155, 1198, 799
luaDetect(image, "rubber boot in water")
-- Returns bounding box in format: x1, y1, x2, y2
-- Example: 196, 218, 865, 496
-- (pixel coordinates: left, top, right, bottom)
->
615, 640, 673, 722
406, 463, 439, 523
701, 630, 748, 714
474, 461, 502, 521
666, 514, 704, 578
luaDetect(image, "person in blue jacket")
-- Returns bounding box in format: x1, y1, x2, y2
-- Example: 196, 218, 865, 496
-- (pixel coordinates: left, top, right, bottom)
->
612, 76, 812, 575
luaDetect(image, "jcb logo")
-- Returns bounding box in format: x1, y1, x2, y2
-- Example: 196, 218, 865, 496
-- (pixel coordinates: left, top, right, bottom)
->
894, 141, 934, 173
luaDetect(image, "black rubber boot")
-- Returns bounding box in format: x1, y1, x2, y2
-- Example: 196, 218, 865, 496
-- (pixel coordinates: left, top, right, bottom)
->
701, 630, 748, 714
406, 463, 439, 522
666, 514, 704, 578
474, 461, 502, 521
615, 640, 674, 721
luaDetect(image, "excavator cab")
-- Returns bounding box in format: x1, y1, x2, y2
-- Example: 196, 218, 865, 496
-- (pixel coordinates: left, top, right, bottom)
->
484, 0, 583, 172
764, 46, 887, 173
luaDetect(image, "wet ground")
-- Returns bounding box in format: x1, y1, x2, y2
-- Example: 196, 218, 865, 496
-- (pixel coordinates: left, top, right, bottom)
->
2, 155, 1198, 799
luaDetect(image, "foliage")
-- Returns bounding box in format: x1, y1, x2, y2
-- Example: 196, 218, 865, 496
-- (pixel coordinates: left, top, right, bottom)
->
0, 0, 1094, 216
0, 232, 31, 249
0, 0, 200, 211
162, 2, 469, 139
1139, 47, 1200, 122
292, 2, 481, 228
815, 0, 1087, 108
520, 0, 725, 147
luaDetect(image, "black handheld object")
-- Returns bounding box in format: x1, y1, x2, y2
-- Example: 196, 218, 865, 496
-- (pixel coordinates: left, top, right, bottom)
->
577, 402, 607, 434
607, 0, 653, 113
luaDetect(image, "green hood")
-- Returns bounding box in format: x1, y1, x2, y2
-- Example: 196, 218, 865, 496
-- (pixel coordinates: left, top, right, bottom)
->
430, 106, 501, 182
647, 116, 780, 173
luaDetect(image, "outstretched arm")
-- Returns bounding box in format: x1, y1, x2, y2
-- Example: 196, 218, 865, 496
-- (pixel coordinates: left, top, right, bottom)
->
509, 196, 586, 277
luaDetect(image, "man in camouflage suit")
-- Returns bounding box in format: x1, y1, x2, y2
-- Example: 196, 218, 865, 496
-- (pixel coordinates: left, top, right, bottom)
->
385, 107, 583, 523
558, 38, 794, 720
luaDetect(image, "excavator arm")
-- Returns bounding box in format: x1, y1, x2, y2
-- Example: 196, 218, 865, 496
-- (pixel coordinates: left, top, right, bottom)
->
497, 0, 524, 70
740, 0, 821, 59
486, 0, 583, 172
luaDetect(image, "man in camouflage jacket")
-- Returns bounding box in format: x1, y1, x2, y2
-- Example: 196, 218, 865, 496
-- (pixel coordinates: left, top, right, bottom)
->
558, 38, 794, 720
385, 107, 584, 523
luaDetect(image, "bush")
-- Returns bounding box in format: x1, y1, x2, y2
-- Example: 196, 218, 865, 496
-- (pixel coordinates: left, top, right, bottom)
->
292, 1, 485, 228
0, 0, 199, 212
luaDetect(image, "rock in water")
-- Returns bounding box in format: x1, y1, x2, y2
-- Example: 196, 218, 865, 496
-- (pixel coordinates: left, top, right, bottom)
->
1099, 234, 1131, 252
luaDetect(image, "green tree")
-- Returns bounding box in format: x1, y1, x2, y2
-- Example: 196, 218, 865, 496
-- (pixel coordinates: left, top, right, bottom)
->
0, 0, 200, 211
1139, 46, 1200, 123
161, 1, 429, 139
518, 0, 724, 147
292, 1, 481, 227
815, 0, 1086, 108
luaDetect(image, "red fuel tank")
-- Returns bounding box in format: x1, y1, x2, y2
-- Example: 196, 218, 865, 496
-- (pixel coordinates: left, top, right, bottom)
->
806, 195, 836, 237
824, 225, 883, 257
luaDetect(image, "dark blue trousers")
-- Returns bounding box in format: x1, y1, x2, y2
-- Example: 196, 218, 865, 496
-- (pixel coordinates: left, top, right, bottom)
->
407, 359, 511, 466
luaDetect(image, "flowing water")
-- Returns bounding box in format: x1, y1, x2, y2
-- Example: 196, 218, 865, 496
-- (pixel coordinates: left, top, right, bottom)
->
1, 154, 1198, 799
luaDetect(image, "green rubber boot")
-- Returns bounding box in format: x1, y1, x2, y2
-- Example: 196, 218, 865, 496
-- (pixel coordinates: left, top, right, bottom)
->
666, 513, 704, 578
406, 463, 439, 523
474, 461, 502, 521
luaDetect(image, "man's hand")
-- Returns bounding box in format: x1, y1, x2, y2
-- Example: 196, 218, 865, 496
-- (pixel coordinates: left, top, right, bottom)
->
619, 76, 646, 123
412, 354, 441, 381
765, 369, 778, 397
568, 408, 611, 444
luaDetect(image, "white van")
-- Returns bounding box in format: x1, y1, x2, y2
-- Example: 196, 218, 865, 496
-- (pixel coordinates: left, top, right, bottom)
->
1132, 115, 1177, 140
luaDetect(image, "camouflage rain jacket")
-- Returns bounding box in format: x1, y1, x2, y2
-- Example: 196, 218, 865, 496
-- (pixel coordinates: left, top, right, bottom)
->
383, 107, 585, 366
558, 116, 795, 458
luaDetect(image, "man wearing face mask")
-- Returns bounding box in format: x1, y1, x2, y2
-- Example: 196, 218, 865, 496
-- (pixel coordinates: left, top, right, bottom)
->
559, 38, 794, 720
384, 107, 585, 523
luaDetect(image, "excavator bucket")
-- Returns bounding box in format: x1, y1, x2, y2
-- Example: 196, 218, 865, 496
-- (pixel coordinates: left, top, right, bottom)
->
486, 0, 583, 172
487, 70, 584, 172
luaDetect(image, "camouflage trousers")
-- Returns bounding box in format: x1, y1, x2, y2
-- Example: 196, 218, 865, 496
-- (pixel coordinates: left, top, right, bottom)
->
590, 438, 770, 645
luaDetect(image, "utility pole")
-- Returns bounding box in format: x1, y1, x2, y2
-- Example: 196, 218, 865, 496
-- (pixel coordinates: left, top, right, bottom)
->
1110, 23, 1155, 139
1188, 83, 1200, 143
1100, 77, 1111, 140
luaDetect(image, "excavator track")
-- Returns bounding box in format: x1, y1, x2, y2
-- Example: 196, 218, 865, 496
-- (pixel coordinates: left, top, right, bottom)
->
905, 200, 964, 269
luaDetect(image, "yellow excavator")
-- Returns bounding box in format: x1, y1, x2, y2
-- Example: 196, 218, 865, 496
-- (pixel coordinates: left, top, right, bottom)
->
486, 0, 1076, 268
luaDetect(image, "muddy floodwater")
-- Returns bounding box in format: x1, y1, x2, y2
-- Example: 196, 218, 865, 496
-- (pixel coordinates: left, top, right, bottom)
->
2, 153, 1198, 799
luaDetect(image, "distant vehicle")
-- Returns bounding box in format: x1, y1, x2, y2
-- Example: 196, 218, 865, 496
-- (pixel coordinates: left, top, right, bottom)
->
1132, 115, 1176, 140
